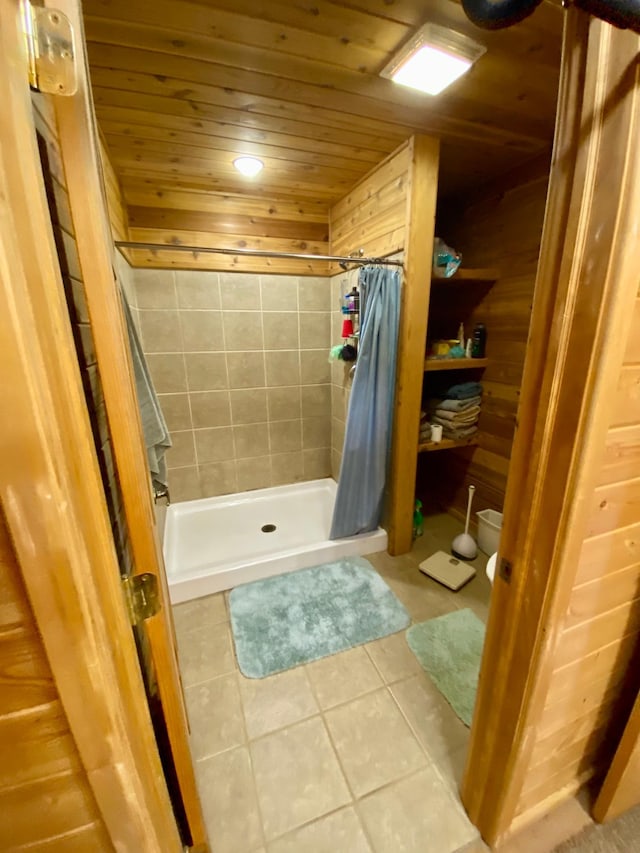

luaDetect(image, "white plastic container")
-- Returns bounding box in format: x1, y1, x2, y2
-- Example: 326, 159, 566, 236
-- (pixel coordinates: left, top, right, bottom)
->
476, 509, 503, 556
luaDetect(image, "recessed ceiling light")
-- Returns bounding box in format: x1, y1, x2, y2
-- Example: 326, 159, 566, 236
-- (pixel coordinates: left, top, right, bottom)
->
381, 23, 486, 95
233, 156, 264, 177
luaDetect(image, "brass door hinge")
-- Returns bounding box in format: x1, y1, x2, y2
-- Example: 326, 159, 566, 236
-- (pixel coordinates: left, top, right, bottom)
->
22, 2, 77, 95
122, 573, 161, 625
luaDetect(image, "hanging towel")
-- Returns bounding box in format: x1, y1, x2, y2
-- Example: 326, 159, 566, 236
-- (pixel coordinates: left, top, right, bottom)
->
428, 396, 481, 413
121, 291, 172, 488
445, 381, 483, 400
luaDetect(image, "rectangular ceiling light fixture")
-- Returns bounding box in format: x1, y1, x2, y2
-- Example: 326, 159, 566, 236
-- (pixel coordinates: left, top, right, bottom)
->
381, 23, 486, 96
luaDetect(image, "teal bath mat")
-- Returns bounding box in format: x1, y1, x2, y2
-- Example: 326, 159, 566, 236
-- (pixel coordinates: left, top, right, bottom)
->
229, 557, 410, 678
406, 608, 485, 726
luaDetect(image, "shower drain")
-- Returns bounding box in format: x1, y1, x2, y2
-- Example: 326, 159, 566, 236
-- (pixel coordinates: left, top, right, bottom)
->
261, 523, 277, 533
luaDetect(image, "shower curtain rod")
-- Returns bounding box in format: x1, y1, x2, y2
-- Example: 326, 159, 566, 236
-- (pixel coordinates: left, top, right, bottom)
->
114, 240, 404, 268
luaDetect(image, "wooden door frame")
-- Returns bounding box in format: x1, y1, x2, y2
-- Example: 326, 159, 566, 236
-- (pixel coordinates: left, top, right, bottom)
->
0, 1, 182, 849
462, 8, 640, 845
47, 0, 208, 847
387, 135, 440, 555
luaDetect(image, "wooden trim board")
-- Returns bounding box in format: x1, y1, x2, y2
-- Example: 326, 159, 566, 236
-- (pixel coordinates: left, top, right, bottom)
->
387, 135, 440, 554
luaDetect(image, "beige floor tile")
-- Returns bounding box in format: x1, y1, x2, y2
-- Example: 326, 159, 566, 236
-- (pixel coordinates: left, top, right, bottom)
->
441, 743, 469, 795
365, 632, 423, 684
385, 570, 460, 624
422, 511, 467, 544
357, 766, 479, 853
196, 746, 264, 853
390, 673, 469, 768
250, 716, 350, 840
457, 839, 490, 853
365, 551, 416, 580
239, 667, 318, 739
306, 647, 382, 710
496, 796, 592, 853
324, 688, 426, 797
409, 530, 446, 562
172, 592, 227, 638
268, 806, 372, 853
176, 620, 235, 687
185, 673, 245, 759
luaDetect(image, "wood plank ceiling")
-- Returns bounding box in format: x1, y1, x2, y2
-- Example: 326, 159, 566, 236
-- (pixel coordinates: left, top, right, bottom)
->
83, 0, 563, 267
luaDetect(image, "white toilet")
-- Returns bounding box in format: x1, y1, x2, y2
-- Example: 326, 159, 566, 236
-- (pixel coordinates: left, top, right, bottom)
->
486, 552, 498, 584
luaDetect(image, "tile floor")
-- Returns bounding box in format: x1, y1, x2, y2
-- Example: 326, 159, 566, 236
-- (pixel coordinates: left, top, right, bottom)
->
172, 511, 493, 853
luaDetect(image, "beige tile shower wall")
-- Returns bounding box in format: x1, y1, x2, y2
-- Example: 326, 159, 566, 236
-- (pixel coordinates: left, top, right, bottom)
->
133, 268, 333, 501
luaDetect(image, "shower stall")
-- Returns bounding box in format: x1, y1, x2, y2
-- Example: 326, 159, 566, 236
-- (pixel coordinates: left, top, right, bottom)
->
121, 245, 398, 603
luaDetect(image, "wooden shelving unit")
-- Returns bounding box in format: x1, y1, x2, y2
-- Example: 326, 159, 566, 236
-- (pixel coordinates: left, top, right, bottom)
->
419, 266, 497, 457
431, 267, 498, 284
418, 436, 479, 453
424, 357, 489, 372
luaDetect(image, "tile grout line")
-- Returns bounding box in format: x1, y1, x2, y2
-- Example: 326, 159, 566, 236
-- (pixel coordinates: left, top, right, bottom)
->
257, 274, 274, 491
233, 665, 269, 852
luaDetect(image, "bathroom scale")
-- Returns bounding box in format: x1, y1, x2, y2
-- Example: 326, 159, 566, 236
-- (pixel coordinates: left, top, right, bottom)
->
418, 550, 476, 591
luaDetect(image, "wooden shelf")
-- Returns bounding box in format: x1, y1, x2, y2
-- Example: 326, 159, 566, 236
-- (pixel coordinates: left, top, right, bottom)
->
418, 436, 479, 453
431, 267, 498, 284
424, 358, 488, 372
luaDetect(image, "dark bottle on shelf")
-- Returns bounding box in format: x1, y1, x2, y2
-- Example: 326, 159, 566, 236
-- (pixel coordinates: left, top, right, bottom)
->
471, 323, 487, 358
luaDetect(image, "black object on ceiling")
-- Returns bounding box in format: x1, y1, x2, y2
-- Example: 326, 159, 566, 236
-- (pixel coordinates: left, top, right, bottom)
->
461, 0, 640, 34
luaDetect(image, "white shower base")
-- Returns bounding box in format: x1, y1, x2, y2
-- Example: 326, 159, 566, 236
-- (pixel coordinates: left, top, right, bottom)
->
163, 478, 387, 604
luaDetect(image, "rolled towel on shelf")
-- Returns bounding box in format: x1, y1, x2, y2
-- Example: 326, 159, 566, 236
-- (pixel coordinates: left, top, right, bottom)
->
445, 381, 483, 400
440, 424, 478, 440
428, 395, 481, 413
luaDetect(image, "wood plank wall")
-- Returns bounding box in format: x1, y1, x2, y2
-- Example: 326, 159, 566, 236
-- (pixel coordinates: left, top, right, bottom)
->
0, 507, 112, 852
99, 134, 129, 244
514, 302, 640, 821
123, 188, 331, 275
327, 140, 410, 474
329, 140, 410, 271
98, 127, 332, 275
425, 160, 550, 521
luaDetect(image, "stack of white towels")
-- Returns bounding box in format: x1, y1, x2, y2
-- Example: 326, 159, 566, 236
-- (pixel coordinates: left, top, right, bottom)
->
427, 381, 482, 440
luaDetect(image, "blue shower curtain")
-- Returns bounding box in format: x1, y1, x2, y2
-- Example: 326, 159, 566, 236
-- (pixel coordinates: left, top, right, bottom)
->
330, 266, 401, 539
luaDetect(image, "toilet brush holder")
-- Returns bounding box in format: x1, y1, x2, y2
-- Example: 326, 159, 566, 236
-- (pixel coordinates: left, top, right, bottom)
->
452, 484, 478, 560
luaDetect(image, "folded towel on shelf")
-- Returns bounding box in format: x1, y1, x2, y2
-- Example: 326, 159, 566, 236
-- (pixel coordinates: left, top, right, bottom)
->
440, 424, 478, 440
433, 406, 480, 424
428, 396, 481, 413
445, 381, 483, 400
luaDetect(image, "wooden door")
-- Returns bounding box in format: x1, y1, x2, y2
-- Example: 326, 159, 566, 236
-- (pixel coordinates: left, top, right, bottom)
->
462, 8, 640, 845
0, 2, 185, 850
47, 0, 208, 848
1, 0, 208, 849
593, 690, 640, 822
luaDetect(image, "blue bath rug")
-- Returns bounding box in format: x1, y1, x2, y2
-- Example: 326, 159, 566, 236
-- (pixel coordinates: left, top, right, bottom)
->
406, 608, 485, 727
229, 557, 410, 678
